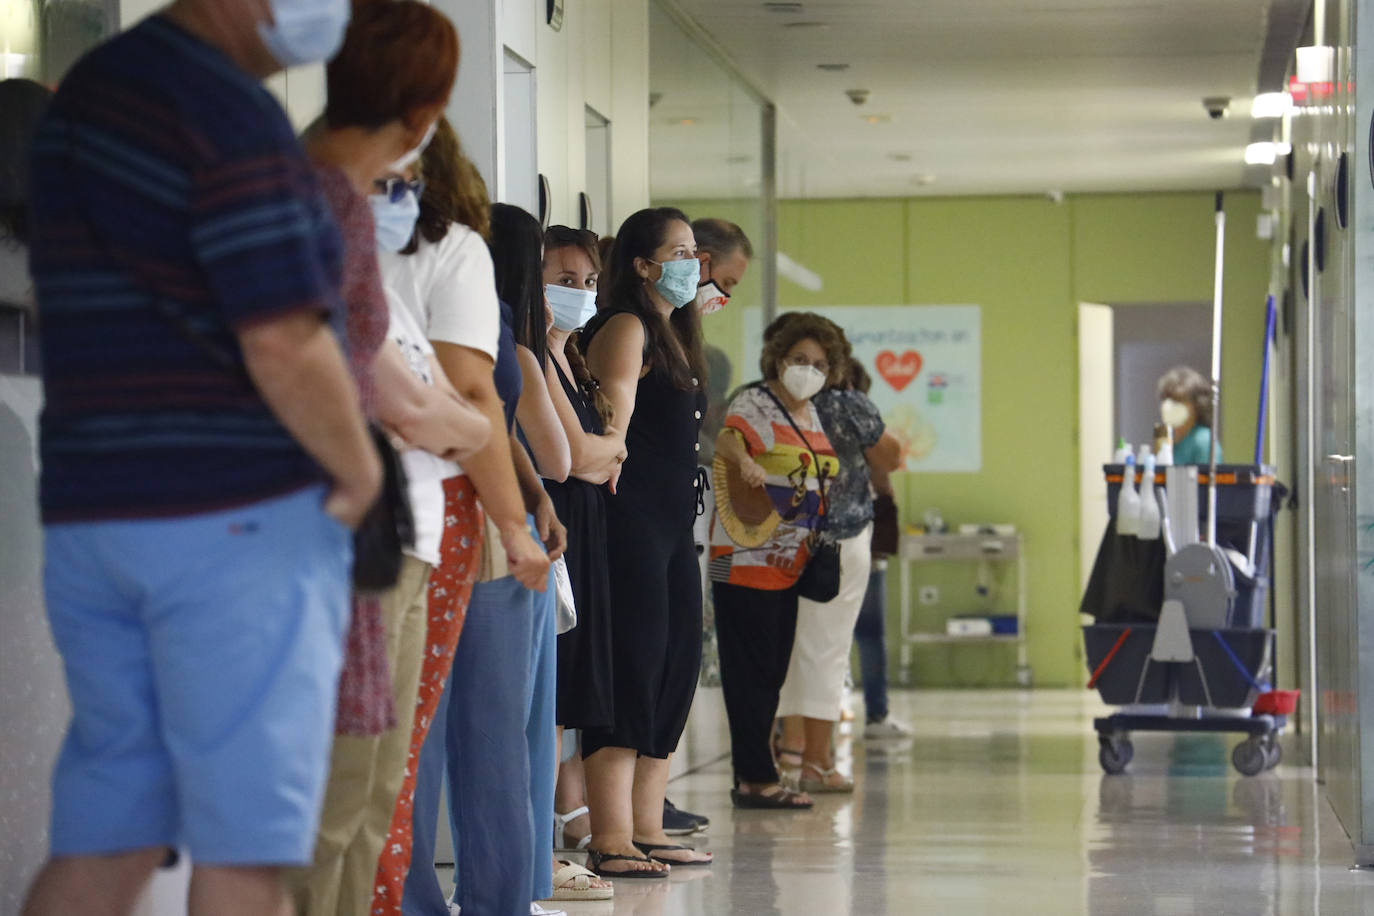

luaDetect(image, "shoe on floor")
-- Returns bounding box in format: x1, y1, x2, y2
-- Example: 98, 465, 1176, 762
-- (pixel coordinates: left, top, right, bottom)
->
448, 904, 460, 916
531, 904, 566, 916
662, 798, 706, 835
864, 715, 913, 739
666, 796, 709, 828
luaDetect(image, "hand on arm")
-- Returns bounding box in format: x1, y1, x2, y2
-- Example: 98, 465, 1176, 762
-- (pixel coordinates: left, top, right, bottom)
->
432, 340, 549, 590
544, 356, 627, 483
238, 311, 381, 528
372, 341, 491, 463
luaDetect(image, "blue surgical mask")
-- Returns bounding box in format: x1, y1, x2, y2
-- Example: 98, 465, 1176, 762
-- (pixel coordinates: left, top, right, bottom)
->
546, 284, 598, 331
258, 0, 351, 68
650, 257, 700, 309
369, 189, 420, 253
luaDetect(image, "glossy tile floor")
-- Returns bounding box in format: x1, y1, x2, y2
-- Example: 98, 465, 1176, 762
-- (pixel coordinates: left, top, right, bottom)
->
493, 688, 1374, 916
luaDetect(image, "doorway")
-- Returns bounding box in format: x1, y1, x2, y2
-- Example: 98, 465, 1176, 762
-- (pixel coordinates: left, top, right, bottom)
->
1077, 301, 1212, 594
502, 48, 537, 215
584, 106, 611, 236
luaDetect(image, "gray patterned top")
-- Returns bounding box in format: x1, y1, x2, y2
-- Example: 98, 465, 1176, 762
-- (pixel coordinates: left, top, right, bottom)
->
813, 388, 886, 540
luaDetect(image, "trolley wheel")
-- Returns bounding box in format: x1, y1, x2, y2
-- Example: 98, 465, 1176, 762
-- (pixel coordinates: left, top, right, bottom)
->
1232, 738, 1268, 777
1098, 737, 1133, 775
1264, 738, 1283, 770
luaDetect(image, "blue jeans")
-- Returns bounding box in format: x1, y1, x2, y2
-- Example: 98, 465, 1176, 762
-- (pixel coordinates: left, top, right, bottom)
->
852, 565, 889, 723
405, 575, 535, 916
524, 571, 557, 901
403, 516, 557, 915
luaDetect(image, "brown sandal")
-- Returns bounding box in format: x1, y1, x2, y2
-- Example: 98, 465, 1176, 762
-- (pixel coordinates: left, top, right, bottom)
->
730, 784, 814, 809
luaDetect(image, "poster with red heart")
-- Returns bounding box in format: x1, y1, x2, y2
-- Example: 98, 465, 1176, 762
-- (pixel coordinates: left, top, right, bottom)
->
742, 305, 980, 471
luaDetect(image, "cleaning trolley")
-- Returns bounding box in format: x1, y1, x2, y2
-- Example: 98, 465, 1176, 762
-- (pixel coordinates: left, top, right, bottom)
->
1080, 194, 1295, 777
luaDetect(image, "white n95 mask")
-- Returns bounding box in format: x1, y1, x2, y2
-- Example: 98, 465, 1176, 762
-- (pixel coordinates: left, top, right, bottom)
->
1160, 398, 1190, 428
782, 364, 827, 402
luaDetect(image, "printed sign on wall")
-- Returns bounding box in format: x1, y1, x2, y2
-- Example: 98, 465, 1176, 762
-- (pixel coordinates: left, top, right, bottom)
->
743, 305, 982, 472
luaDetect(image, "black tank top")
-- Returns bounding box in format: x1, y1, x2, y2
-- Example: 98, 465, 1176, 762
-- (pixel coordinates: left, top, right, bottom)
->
583, 308, 706, 529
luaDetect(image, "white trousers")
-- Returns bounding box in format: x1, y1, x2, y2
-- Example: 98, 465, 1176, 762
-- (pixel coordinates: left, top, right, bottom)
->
777, 523, 874, 721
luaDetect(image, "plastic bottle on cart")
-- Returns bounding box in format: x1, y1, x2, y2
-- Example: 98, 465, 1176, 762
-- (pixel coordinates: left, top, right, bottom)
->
1117, 453, 1141, 537
1113, 439, 1131, 464
1153, 423, 1174, 466
1137, 450, 1161, 540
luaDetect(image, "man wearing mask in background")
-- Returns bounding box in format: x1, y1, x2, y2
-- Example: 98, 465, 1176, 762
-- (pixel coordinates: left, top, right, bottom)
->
673, 218, 753, 833
21, 0, 378, 914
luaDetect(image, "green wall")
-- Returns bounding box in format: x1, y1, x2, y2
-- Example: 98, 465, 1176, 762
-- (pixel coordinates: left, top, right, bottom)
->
665, 191, 1270, 687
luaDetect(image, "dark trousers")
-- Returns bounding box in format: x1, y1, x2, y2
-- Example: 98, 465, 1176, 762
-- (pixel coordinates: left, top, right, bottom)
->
852, 566, 890, 722
713, 581, 799, 785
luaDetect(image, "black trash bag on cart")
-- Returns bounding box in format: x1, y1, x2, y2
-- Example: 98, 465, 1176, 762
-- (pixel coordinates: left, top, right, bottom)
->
1080, 516, 1167, 623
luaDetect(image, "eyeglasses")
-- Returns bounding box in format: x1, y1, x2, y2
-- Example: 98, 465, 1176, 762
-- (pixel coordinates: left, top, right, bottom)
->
373, 177, 425, 204
784, 353, 830, 375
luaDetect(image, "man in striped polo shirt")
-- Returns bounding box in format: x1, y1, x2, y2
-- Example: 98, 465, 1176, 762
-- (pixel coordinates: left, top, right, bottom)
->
21, 1, 380, 914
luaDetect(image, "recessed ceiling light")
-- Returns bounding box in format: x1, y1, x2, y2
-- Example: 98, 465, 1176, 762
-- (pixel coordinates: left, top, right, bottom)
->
763, 1, 805, 12
725, 154, 753, 164
784, 20, 829, 28
816, 63, 850, 72
889, 152, 913, 162
672, 117, 699, 126
911, 174, 937, 186
860, 114, 891, 124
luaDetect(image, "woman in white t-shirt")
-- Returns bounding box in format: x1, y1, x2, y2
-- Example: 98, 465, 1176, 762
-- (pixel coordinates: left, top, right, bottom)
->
373, 120, 564, 916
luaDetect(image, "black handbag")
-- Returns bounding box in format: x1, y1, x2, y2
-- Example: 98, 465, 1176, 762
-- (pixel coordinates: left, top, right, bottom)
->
351, 425, 416, 593
758, 385, 841, 603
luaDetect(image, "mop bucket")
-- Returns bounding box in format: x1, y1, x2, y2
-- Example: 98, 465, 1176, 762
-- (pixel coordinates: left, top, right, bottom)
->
1175, 628, 1273, 708
1082, 624, 1172, 705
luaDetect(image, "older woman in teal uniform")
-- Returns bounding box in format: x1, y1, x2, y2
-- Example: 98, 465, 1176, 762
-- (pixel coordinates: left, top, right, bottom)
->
1158, 366, 1220, 464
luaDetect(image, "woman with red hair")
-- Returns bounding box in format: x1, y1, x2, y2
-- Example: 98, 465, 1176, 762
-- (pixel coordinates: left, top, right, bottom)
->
289, 6, 485, 916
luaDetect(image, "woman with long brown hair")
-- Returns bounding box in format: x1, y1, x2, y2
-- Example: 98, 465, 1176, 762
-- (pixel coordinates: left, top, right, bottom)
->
578, 207, 713, 876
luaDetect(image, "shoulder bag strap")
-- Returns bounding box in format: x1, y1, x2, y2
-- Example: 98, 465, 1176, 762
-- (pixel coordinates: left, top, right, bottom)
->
756, 382, 830, 531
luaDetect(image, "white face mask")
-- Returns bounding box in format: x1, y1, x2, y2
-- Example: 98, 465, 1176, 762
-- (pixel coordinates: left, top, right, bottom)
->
782, 363, 827, 402
695, 280, 729, 315
546, 284, 598, 331
391, 121, 438, 171
1160, 398, 1190, 428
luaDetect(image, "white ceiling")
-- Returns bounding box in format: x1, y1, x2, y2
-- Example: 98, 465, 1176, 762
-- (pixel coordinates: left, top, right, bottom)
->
650, 0, 1279, 199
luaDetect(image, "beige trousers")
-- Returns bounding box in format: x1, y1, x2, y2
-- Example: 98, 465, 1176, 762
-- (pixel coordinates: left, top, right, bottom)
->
292, 556, 432, 916
777, 524, 873, 721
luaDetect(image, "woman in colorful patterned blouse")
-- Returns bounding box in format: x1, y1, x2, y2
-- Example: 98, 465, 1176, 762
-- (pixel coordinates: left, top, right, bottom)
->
709, 311, 846, 809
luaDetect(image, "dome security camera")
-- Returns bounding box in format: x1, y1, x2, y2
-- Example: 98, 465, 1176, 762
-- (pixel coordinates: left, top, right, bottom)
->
846, 88, 871, 106
1202, 96, 1231, 120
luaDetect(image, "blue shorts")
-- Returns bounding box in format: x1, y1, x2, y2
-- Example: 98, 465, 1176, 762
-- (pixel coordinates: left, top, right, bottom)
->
43, 485, 352, 866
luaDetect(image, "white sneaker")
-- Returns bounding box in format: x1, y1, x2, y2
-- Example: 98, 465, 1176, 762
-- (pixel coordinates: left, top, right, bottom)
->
448, 904, 461, 916
531, 904, 567, 916
863, 715, 913, 739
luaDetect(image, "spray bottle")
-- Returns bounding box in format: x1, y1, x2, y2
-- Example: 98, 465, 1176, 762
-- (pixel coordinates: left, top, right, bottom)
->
1116, 452, 1141, 537
1137, 449, 1161, 540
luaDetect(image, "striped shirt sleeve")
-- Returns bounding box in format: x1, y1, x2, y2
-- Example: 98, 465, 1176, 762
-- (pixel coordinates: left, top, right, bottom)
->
190, 151, 343, 327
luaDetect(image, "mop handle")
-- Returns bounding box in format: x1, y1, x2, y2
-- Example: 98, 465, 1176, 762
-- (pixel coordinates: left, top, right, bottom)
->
1254, 294, 1276, 465
1209, 193, 1224, 547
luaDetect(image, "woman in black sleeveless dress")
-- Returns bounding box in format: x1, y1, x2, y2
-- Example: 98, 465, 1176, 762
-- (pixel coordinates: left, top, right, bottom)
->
578, 208, 711, 877
541, 227, 624, 730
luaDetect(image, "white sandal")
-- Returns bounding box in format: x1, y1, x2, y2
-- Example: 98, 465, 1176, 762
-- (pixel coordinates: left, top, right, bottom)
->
549, 860, 614, 901
799, 763, 854, 794
554, 806, 592, 852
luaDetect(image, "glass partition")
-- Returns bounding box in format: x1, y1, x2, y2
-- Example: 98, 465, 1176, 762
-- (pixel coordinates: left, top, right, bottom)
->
647, 0, 774, 414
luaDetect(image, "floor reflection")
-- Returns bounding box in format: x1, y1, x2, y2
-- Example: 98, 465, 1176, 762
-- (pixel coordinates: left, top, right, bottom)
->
530, 689, 1374, 915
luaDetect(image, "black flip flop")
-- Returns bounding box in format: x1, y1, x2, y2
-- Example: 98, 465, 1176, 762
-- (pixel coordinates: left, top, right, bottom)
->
634, 841, 713, 867
730, 786, 814, 810
586, 848, 670, 879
